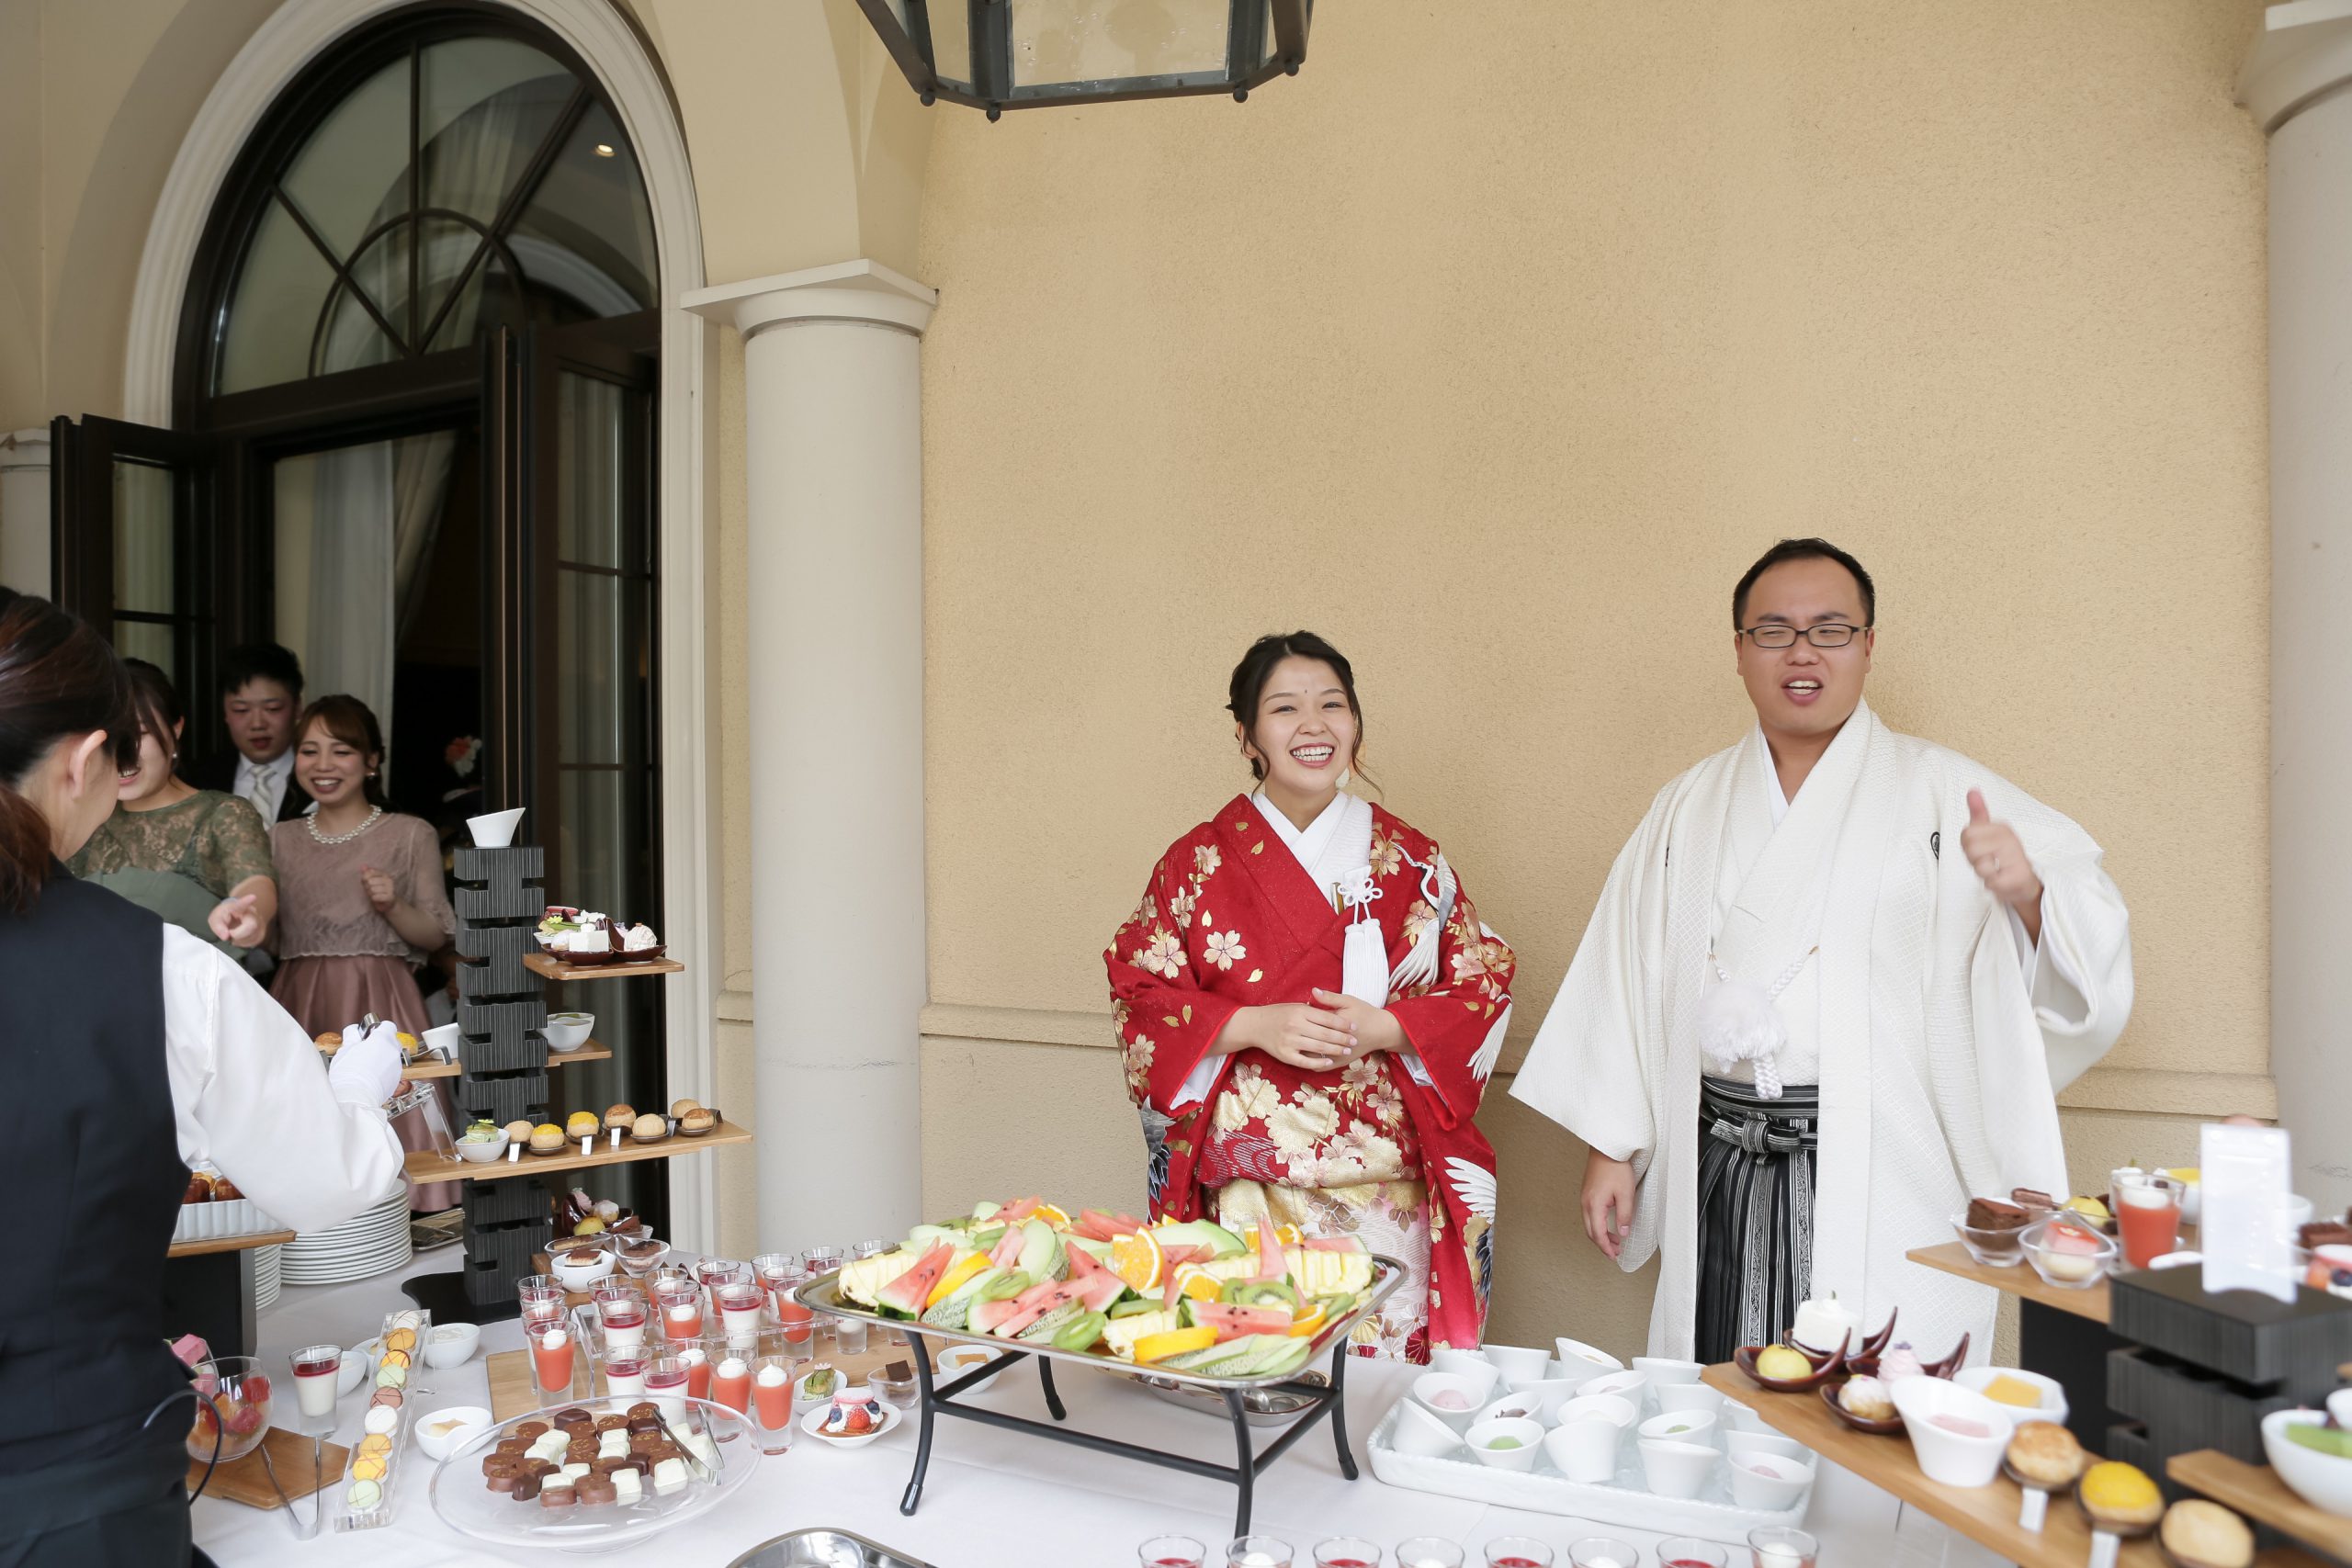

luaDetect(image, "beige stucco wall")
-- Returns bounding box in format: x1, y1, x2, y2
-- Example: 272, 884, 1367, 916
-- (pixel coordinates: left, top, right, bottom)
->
912, 0, 2272, 1355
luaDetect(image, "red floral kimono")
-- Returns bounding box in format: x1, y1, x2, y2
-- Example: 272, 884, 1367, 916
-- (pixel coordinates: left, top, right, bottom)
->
1105, 795, 1513, 1362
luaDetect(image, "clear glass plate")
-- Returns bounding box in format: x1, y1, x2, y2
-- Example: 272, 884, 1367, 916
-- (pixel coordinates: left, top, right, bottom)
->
428, 1395, 760, 1551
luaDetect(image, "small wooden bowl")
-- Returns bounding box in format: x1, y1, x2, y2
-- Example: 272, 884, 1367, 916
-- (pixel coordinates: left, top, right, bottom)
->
1734, 1332, 1849, 1393
1857, 1309, 1900, 1362
1818, 1379, 1905, 1435
1845, 1331, 1972, 1383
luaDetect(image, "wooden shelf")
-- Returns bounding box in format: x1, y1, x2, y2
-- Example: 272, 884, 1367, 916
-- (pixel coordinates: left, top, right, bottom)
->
319, 1038, 615, 1080
405, 1120, 752, 1184
167, 1227, 296, 1259
2170, 1449, 2352, 1561
1701, 1364, 2330, 1568
1907, 1241, 2114, 1324
526, 952, 683, 982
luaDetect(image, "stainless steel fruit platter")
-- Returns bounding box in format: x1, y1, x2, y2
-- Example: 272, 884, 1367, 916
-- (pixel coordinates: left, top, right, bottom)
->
796, 1255, 1402, 1538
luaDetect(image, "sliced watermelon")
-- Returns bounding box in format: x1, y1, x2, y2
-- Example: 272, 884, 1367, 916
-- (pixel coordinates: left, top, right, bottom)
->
988, 1226, 1028, 1271
1080, 1208, 1141, 1238
969, 1297, 1024, 1336
1060, 1246, 1127, 1312
1158, 1244, 1207, 1270
1305, 1235, 1368, 1253
1185, 1301, 1295, 1343
1253, 1215, 1286, 1281
992, 1280, 1084, 1338
876, 1241, 956, 1315
993, 1196, 1042, 1224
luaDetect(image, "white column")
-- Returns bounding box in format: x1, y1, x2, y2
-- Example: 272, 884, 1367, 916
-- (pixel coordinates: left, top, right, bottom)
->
2244, 12, 2352, 1220
684, 261, 937, 1254
0, 429, 52, 596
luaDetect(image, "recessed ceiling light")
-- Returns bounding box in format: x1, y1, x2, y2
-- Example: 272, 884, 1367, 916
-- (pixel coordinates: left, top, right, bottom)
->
594, 142, 615, 158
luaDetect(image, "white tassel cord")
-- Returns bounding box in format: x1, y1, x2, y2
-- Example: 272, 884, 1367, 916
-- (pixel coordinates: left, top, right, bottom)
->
1695, 946, 1815, 1100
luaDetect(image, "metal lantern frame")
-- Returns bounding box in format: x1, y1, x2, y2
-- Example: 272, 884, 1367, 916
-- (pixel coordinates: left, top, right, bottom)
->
852, 0, 1312, 119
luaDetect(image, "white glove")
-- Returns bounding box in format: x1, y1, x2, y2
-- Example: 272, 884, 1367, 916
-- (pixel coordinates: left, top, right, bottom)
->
327, 1021, 404, 1107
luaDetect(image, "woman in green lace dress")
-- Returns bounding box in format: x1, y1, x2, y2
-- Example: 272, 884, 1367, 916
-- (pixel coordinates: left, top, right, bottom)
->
66, 660, 276, 952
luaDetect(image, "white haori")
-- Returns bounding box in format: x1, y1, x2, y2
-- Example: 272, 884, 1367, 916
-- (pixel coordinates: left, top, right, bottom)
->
1511, 703, 2132, 1361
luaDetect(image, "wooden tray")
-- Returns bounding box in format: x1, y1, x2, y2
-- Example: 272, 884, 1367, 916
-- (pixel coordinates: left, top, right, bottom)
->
404, 1119, 752, 1184
187, 1428, 347, 1510
526, 953, 684, 982
319, 1038, 613, 1080
1905, 1224, 2206, 1327
167, 1228, 294, 1260
485, 1332, 940, 1420
1701, 1364, 2328, 1568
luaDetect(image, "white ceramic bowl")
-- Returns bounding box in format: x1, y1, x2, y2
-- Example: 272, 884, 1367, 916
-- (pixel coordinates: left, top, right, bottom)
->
1481, 1343, 1554, 1384
2330, 1389, 2352, 1428
421, 1322, 481, 1370
1729, 1450, 1815, 1510
936, 1345, 1000, 1376
1411, 1372, 1491, 1431
349, 1337, 385, 1380
335, 1348, 368, 1396
1505, 1376, 1587, 1425
1476, 1391, 1543, 1427
1639, 1408, 1717, 1446
1634, 1356, 1707, 1385
1576, 1368, 1650, 1405
1655, 1382, 1727, 1417
1556, 1393, 1638, 1431
549, 1245, 616, 1292
1721, 1399, 1768, 1434
2264, 1409, 2352, 1517
1727, 1430, 1809, 1463
413, 1404, 493, 1461
1891, 1376, 2015, 1487
419, 1021, 462, 1061
468, 807, 525, 848
1554, 1337, 1624, 1380
544, 1011, 595, 1051
1544, 1416, 1623, 1483
454, 1130, 509, 1164
1428, 1348, 1502, 1398
1389, 1397, 1468, 1458
1638, 1437, 1719, 1499
1464, 1416, 1546, 1472
1954, 1366, 2069, 1430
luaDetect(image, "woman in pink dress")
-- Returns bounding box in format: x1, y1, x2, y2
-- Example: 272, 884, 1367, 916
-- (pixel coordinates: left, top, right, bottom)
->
269, 694, 457, 1207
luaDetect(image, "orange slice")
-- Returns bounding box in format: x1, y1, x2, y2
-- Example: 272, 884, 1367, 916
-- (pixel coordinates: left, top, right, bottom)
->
1274, 1224, 1304, 1247
1111, 1228, 1164, 1292
1285, 1303, 1329, 1338
1032, 1203, 1072, 1230
1134, 1325, 1217, 1364
1175, 1264, 1223, 1303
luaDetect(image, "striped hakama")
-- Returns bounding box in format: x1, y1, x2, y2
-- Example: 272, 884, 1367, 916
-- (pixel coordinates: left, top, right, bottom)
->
1692, 1075, 1818, 1365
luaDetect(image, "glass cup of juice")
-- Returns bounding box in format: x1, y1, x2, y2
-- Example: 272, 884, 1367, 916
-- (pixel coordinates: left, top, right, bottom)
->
1139, 1537, 1207, 1568
529, 1320, 577, 1398
290, 1343, 342, 1422
1314, 1539, 1383, 1568
656, 1278, 705, 1341
1656, 1540, 1726, 1568
2113, 1172, 2186, 1269
751, 1353, 800, 1452
710, 1349, 753, 1415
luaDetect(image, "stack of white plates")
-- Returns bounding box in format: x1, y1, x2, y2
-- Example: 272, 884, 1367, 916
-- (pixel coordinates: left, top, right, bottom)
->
279, 1186, 413, 1285
252, 1244, 282, 1314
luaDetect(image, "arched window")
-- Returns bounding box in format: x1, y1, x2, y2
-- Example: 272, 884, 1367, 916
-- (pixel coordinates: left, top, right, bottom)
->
185, 11, 657, 401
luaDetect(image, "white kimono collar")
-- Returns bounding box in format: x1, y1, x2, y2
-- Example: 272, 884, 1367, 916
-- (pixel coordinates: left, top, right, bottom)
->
1250, 789, 1374, 904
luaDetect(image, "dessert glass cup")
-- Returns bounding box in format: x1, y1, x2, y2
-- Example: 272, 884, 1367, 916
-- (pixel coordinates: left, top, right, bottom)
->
2021, 1216, 2119, 1290
616, 1236, 671, 1278
187, 1356, 273, 1465
290, 1342, 342, 1421
2112, 1172, 2185, 1269
643, 1354, 690, 1417
1314, 1538, 1383, 1568
1227, 1535, 1293, 1568
852, 1238, 888, 1259
834, 1315, 871, 1357
1396, 1541, 1464, 1568
1747, 1526, 1819, 1567
1140, 1538, 1208, 1568
1656, 1541, 1726, 1568
1485, 1539, 1554, 1568
1566, 1540, 1640, 1568
1950, 1211, 2029, 1268
801, 1246, 846, 1277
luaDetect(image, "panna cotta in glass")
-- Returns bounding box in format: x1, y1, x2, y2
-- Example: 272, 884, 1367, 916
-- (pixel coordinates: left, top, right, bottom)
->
291, 1344, 341, 1419
644, 1355, 689, 1417
603, 1355, 647, 1399
597, 1292, 649, 1352
718, 1281, 765, 1341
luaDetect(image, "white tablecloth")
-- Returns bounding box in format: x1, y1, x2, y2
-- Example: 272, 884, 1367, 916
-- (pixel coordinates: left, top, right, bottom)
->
194, 1252, 1974, 1566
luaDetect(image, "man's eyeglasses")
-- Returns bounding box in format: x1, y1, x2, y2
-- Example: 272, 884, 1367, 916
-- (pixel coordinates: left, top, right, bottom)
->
1737, 624, 1870, 649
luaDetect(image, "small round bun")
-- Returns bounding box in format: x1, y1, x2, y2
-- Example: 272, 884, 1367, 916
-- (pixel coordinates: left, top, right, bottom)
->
631, 1113, 668, 1141
503, 1119, 535, 1144
603, 1103, 636, 1130
668, 1098, 701, 1119
679, 1107, 718, 1135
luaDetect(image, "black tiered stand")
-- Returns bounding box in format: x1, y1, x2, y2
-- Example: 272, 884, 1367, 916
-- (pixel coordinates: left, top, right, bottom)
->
403, 843, 554, 1324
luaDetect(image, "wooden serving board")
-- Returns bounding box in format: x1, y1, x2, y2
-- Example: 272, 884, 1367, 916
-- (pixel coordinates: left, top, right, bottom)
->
405, 1119, 752, 1185
188, 1428, 348, 1510
486, 1334, 944, 1421
167, 1228, 295, 1260
1700, 1364, 2329, 1568
526, 953, 684, 982
319, 1038, 613, 1079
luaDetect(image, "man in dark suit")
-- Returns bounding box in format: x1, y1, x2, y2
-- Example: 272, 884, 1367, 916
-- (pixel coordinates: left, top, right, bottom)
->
183, 643, 308, 825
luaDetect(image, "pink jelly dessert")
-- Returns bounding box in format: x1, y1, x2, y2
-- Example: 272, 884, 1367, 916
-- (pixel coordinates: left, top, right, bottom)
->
1430, 1390, 1472, 1410
1930, 1414, 1992, 1438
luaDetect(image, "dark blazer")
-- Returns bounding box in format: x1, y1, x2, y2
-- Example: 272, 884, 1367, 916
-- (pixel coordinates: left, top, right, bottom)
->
183, 750, 308, 824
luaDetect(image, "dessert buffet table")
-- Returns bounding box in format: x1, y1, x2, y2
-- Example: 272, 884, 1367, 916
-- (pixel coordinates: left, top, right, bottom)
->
198, 1257, 1925, 1567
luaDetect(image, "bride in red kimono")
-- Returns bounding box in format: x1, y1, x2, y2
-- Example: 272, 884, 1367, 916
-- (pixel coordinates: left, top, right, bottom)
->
1106, 632, 1514, 1363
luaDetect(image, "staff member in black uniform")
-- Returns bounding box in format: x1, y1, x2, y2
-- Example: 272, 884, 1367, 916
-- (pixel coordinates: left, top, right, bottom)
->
0, 589, 406, 1568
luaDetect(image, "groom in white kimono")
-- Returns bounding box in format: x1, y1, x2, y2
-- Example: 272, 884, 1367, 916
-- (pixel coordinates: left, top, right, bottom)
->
1513, 539, 2132, 1364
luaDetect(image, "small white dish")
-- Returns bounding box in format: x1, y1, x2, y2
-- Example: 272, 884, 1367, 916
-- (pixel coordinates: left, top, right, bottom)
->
1555, 1392, 1638, 1432
1464, 1416, 1545, 1472
2264, 1409, 2352, 1517
1544, 1416, 1623, 1483
419, 1022, 461, 1061
1729, 1451, 1815, 1510
1476, 1392, 1542, 1427
1554, 1337, 1623, 1379
1411, 1372, 1493, 1431
455, 1130, 509, 1165
1720, 1399, 1767, 1434
549, 1245, 616, 1292
421, 1322, 481, 1370
468, 807, 525, 848
350, 1337, 385, 1380
335, 1349, 368, 1396
544, 1011, 595, 1051
800, 1401, 900, 1450
1954, 1366, 2069, 1430
1637, 1437, 1719, 1499
1480, 1343, 1553, 1384
1428, 1349, 1502, 1399
936, 1345, 1000, 1376
1726, 1429, 1808, 1463
1654, 1382, 1726, 1417
413, 1404, 493, 1461
1891, 1376, 2015, 1487
2329, 1388, 2352, 1429
1633, 1356, 1707, 1385
1504, 1376, 1586, 1425
1389, 1397, 1469, 1458
1576, 1368, 1650, 1405
1639, 1408, 1717, 1446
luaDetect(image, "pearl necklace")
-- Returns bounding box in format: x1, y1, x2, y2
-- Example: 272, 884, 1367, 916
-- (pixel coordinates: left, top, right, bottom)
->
307, 805, 384, 845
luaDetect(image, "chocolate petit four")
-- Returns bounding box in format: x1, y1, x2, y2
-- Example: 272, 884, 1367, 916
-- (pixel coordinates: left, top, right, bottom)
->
2300, 1220, 2352, 1251
512, 1472, 542, 1502
539, 1484, 575, 1509
594, 1414, 628, 1431
514, 1420, 549, 1440
553, 1406, 593, 1430
2011, 1188, 2059, 1213
1967, 1197, 2030, 1232
612, 1469, 643, 1504
627, 1403, 661, 1423
576, 1474, 618, 1506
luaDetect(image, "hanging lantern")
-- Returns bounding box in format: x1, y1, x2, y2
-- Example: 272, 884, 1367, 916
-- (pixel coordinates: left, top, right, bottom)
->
853, 0, 1312, 119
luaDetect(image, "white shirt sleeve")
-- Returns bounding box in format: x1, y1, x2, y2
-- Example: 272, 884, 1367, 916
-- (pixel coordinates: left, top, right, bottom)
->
2007, 892, 2095, 1031
163, 925, 406, 1233
1170, 1051, 1227, 1112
